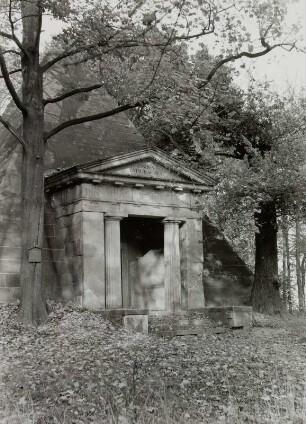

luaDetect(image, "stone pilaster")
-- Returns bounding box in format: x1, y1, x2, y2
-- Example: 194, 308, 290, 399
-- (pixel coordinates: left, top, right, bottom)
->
82, 211, 105, 309
163, 218, 181, 311
105, 216, 123, 309
180, 218, 205, 309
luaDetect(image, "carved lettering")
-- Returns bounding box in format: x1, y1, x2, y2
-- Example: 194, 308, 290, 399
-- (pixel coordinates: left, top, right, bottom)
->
130, 164, 165, 177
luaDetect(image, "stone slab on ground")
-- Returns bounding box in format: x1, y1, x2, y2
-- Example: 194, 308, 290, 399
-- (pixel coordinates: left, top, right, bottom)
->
123, 314, 149, 333
157, 326, 226, 337
98, 306, 252, 334
207, 306, 253, 328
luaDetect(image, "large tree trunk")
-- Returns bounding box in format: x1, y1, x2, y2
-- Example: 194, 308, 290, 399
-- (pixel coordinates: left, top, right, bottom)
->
281, 226, 287, 310
251, 201, 281, 314
18, 1, 48, 324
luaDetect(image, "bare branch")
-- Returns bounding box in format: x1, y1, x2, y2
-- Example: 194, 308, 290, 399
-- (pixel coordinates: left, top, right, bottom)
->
11, 12, 53, 25
198, 40, 295, 90
0, 67, 21, 77
8, 0, 28, 57
46, 40, 170, 68
2, 49, 21, 55
189, 81, 220, 129
45, 102, 143, 141
41, 43, 99, 72
215, 150, 237, 159
156, 128, 190, 160
281, 44, 297, 52
0, 30, 14, 41
0, 47, 27, 114
0, 115, 27, 150
43, 83, 103, 105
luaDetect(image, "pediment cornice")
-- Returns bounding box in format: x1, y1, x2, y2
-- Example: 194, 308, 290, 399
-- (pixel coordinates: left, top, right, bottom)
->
45, 148, 215, 192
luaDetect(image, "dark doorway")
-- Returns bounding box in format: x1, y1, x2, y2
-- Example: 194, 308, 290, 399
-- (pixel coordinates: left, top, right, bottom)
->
121, 217, 165, 310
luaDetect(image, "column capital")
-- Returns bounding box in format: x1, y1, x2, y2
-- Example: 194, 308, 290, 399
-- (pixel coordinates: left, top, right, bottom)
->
105, 215, 123, 222
162, 217, 182, 225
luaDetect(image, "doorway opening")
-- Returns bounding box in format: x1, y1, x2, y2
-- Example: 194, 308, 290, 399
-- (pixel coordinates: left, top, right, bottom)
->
121, 217, 164, 310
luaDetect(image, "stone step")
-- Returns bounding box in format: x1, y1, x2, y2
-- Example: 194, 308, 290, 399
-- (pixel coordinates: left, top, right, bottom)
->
148, 312, 224, 335
156, 326, 226, 337
99, 306, 252, 334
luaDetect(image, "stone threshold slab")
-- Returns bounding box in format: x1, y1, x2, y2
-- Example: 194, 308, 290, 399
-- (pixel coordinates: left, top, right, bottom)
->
157, 327, 226, 337
94, 306, 253, 332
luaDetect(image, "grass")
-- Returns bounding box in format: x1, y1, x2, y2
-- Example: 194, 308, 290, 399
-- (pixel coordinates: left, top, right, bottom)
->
0, 302, 305, 423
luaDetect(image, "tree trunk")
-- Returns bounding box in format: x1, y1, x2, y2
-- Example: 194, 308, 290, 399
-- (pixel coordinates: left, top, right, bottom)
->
295, 217, 304, 312
281, 226, 287, 310
301, 254, 306, 311
283, 216, 293, 313
251, 201, 281, 314
18, 1, 48, 324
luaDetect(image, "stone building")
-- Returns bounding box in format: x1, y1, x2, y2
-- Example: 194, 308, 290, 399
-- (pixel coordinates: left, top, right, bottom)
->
0, 65, 253, 331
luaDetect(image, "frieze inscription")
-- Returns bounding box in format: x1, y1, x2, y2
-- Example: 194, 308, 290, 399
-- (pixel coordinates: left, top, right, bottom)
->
130, 164, 156, 176
110, 161, 186, 181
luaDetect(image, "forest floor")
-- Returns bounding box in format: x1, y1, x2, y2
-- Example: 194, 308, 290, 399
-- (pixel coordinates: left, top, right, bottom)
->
0, 303, 305, 424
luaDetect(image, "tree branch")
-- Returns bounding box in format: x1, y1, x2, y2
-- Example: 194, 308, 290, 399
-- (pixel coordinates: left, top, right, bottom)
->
41, 5, 214, 74
8, 0, 28, 57
2, 49, 21, 56
41, 42, 104, 72
137, 0, 186, 96
189, 81, 219, 129
43, 83, 103, 105
174, 4, 215, 40
0, 67, 22, 78
46, 41, 170, 68
0, 31, 14, 41
215, 150, 237, 159
45, 102, 143, 140
198, 40, 294, 90
0, 47, 27, 114
156, 128, 190, 160
34, 0, 43, 49
0, 115, 27, 150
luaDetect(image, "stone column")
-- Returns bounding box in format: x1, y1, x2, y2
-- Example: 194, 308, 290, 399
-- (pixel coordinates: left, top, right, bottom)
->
105, 216, 123, 309
163, 218, 181, 311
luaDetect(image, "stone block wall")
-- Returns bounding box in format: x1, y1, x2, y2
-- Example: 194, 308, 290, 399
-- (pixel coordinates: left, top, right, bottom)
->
180, 218, 205, 309
202, 217, 253, 307
43, 195, 106, 308
43, 198, 82, 301
0, 132, 22, 303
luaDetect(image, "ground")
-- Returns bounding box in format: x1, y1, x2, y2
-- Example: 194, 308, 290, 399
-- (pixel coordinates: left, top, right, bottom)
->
0, 303, 305, 424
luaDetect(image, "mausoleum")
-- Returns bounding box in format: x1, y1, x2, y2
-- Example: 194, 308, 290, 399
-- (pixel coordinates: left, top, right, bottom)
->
44, 148, 213, 312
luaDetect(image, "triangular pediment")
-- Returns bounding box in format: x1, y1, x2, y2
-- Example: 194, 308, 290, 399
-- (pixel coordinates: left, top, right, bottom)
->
78, 149, 215, 187
102, 159, 191, 182
45, 148, 215, 190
